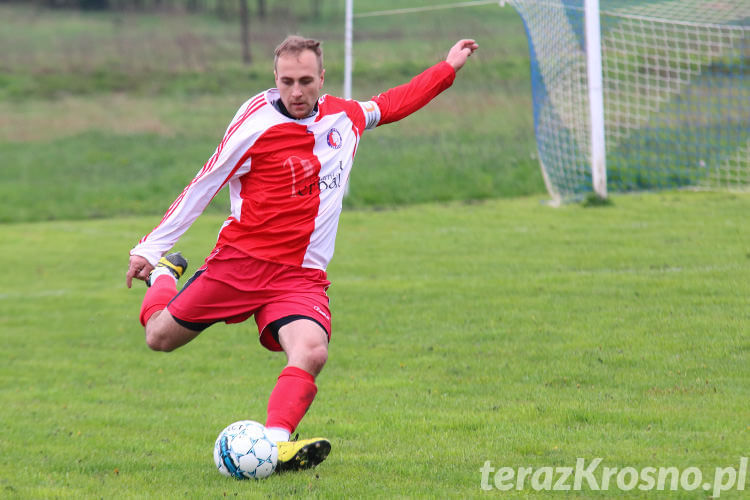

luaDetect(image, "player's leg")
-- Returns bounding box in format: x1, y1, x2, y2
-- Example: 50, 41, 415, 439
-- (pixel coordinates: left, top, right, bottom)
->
144, 309, 202, 352
266, 318, 328, 437
138, 252, 203, 352
278, 318, 329, 376
265, 319, 331, 472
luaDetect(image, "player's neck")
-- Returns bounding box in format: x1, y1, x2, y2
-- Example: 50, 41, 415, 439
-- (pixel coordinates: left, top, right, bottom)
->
274, 99, 318, 120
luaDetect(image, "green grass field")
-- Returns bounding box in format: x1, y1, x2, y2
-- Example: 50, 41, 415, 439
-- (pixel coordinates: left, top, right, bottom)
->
1, 193, 748, 498
1, 1, 748, 498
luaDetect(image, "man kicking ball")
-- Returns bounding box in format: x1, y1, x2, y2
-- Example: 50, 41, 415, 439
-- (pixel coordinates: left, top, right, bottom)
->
126, 35, 478, 472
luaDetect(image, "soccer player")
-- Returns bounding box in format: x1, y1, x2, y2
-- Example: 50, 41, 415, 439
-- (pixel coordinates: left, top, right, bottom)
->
126, 35, 478, 472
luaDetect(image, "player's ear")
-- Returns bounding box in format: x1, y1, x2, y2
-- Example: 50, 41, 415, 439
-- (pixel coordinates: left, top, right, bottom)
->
319, 69, 325, 88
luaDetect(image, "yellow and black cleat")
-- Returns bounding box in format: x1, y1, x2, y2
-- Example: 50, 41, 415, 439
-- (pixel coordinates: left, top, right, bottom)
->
276, 437, 331, 473
146, 252, 188, 287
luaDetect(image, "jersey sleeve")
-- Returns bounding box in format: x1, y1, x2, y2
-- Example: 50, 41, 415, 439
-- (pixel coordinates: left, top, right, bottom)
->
362, 61, 456, 129
130, 111, 257, 265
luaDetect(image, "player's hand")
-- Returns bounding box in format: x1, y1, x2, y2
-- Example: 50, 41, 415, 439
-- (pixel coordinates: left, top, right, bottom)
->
446, 39, 479, 72
127, 255, 154, 288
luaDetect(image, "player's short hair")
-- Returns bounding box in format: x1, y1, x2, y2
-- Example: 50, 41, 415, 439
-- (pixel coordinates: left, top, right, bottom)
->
274, 35, 323, 74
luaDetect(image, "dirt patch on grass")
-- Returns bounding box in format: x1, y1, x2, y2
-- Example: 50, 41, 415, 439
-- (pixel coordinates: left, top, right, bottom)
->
0, 94, 173, 142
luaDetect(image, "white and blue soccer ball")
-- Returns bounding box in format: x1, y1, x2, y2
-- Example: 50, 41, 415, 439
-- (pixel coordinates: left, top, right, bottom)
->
213, 420, 278, 480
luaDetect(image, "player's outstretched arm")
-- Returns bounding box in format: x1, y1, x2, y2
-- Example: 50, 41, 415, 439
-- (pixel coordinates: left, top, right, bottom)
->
364, 38, 478, 127
445, 39, 479, 72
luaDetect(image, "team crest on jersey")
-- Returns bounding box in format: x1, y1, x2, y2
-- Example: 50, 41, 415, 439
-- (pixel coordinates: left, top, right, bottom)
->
326, 128, 342, 149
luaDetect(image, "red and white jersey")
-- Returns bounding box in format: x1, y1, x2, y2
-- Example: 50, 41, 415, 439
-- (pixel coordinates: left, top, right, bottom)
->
132, 61, 456, 270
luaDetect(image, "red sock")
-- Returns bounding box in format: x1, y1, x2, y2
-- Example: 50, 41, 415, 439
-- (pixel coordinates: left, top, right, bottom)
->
266, 366, 318, 434
138, 275, 177, 326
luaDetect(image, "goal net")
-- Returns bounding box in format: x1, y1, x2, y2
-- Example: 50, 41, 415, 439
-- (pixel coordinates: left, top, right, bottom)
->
508, 0, 750, 202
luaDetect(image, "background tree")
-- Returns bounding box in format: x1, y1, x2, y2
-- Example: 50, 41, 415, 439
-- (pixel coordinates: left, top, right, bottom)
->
256, 0, 265, 19
311, 0, 322, 19
239, 0, 251, 64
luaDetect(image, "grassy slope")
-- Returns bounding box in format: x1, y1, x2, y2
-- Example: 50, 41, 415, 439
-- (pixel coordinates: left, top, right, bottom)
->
0, 88, 541, 222
1, 192, 748, 498
0, 3, 543, 223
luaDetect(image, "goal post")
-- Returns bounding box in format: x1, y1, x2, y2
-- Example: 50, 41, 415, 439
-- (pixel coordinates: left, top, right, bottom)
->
584, 0, 606, 200
508, 0, 750, 202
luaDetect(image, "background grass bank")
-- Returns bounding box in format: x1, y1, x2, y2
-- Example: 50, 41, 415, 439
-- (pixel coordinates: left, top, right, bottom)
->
0, 1, 543, 223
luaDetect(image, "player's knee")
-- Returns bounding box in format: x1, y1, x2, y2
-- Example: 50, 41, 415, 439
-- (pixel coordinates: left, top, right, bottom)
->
305, 344, 328, 375
145, 324, 177, 352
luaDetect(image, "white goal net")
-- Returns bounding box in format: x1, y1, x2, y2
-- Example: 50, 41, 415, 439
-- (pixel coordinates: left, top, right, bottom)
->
508, 0, 749, 201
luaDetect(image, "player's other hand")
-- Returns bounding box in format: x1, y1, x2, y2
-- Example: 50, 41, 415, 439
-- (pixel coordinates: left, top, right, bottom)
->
446, 39, 479, 72
127, 255, 154, 288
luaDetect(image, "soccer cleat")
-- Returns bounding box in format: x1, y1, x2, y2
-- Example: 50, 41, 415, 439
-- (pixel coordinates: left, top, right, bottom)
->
275, 437, 331, 473
146, 252, 188, 287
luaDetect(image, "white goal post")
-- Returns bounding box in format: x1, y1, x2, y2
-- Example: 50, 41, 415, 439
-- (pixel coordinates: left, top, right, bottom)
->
508, 0, 749, 203
584, 0, 606, 199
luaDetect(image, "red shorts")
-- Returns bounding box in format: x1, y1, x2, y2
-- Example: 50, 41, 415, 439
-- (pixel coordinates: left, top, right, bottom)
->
166, 246, 331, 351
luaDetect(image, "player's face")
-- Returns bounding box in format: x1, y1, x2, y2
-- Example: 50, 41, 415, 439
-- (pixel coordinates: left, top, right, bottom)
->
274, 50, 325, 119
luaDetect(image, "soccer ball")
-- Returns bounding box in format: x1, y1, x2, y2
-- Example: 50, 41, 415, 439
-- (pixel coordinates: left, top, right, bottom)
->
213, 420, 278, 479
